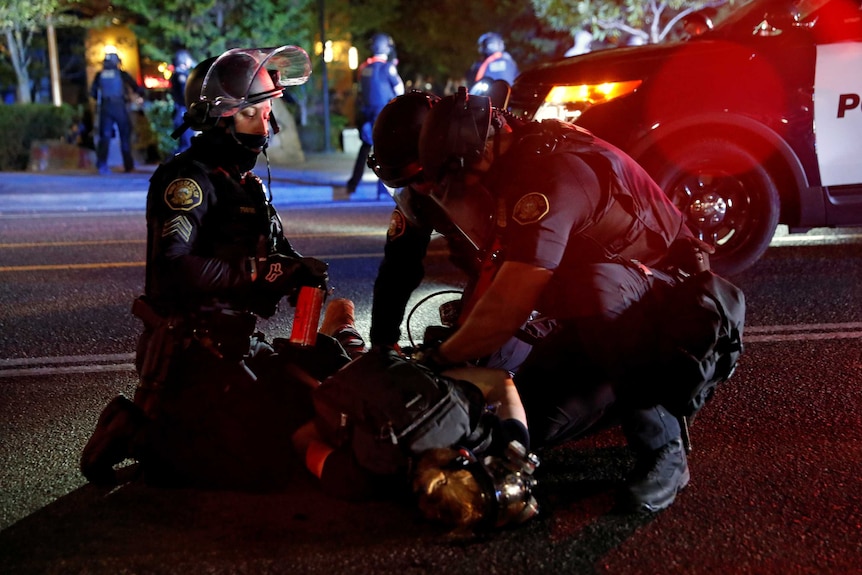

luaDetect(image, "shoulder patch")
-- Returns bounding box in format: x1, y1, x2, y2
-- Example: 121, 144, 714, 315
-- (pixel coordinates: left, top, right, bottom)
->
164, 178, 203, 211
512, 193, 550, 225
387, 209, 407, 240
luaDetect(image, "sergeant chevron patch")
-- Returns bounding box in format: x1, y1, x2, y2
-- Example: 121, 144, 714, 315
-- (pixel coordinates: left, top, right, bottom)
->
163, 215, 192, 242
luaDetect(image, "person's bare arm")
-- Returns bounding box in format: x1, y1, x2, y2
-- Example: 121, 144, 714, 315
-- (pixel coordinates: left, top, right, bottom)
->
442, 366, 526, 429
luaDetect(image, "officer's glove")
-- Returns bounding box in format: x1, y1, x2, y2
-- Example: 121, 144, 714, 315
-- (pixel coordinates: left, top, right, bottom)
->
285, 257, 330, 306
255, 253, 304, 296
295, 257, 330, 290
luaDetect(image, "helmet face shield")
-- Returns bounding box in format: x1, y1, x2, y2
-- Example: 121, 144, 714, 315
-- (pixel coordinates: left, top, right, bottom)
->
200, 45, 312, 118
427, 176, 495, 251
418, 88, 492, 184
368, 91, 440, 188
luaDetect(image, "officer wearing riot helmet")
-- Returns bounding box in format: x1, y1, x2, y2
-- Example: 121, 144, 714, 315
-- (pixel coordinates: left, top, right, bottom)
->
366, 91, 483, 348
468, 32, 519, 87
170, 49, 196, 154
79, 47, 331, 487
346, 32, 404, 196
89, 50, 145, 174
415, 87, 712, 513
368, 88, 545, 373
137, 45, 330, 410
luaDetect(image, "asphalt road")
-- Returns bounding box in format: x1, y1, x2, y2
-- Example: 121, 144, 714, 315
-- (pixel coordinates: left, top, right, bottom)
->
1, 185, 861, 574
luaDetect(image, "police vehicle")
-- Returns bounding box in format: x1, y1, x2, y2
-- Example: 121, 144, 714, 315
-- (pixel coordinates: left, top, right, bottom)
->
510, 0, 862, 275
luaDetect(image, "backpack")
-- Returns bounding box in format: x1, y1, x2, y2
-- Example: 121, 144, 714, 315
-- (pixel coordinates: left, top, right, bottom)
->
311, 348, 482, 476
650, 270, 746, 417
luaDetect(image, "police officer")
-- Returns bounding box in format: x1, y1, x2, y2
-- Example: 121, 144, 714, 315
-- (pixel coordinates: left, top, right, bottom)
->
367, 90, 547, 372
468, 32, 519, 87
170, 49, 196, 154
80, 46, 332, 487
89, 51, 145, 174
346, 33, 405, 196
366, 91, 480, 348
415, 87, 709, 513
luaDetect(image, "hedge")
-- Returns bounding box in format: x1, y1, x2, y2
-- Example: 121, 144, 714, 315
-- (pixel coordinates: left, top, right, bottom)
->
0, 104, 77, 170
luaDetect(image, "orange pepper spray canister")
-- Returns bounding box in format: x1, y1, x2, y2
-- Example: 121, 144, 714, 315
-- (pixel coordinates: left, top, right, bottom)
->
289, 286, 325, 346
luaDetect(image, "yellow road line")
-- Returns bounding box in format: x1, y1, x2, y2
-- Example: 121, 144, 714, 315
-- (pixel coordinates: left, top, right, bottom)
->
0, 240, 145, 249
0, 232, 385, 250
0, 249, 454, 273
0, 262, 144, 272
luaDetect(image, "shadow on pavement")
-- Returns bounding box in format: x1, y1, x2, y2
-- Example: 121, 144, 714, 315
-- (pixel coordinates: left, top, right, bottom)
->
0, 439, 652, 575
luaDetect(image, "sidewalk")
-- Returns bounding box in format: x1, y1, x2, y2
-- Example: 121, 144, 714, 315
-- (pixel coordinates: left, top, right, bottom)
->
0, 152, 393, 214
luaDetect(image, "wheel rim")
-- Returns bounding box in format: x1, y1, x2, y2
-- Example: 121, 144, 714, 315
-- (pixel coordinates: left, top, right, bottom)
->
669, 169, 756, 254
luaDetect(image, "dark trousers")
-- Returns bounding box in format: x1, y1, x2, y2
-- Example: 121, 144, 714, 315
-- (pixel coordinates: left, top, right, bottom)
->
131, 331, 352, 490
97, 103, 134, 171
347, 141, 372, 191
514, 262, 680, 454
132, 339, 316, 490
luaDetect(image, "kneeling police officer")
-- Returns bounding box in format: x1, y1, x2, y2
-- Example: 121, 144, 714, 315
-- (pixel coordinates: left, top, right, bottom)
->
413, 88, 712, 513
81, 46, 331, 487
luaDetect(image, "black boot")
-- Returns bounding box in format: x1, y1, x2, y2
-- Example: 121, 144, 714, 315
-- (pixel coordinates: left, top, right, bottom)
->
623, 437, 690, 512
80, 395, 148, 486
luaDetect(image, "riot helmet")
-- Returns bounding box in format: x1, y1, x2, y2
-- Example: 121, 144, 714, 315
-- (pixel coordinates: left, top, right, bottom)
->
370, 33, 394, 56
103, 51, 121, 70
367, 91, 440, 188
201, 45, 311, 118
182, 57, 219, 132
177, 45, 311, 136
418, 86, 492, 184
478, 32, 505, 56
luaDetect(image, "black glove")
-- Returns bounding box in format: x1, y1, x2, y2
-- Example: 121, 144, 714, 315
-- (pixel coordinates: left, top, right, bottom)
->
256, 253, 304, 296
287, 257, 330, 306
294, 257, 330, 291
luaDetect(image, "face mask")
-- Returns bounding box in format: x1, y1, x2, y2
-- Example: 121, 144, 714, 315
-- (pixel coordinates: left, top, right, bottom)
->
234, 132, 269, 153
228, 128, 269, 172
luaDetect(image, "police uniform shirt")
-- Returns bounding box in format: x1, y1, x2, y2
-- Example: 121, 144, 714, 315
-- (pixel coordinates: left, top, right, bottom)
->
359, 57, 401, 112
484, 122, 689, 319
470, 52, 519, 85
145, 133, 292, 314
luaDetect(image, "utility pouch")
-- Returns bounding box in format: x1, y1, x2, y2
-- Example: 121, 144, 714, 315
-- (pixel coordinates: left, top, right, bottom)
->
132, 297, 184, 387
194, 309, 256, 361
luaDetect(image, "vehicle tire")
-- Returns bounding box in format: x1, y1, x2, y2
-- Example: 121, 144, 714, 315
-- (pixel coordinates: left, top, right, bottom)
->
645, 138, 781, 276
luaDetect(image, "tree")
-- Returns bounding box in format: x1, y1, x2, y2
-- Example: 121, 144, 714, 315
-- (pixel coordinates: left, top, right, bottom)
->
344, 0, 570, 89
113, 0, 320, 137
530, 0, 730, 47
0, 0, 69, 103
114, 0, 317, 65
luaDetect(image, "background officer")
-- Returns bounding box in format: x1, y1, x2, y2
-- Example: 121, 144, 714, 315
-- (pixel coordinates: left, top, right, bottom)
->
346, 32, 404, 196
89, 51, 145, 174
468, 32, 519, 87
169, 49, 196, 154
416, 88, 705, 513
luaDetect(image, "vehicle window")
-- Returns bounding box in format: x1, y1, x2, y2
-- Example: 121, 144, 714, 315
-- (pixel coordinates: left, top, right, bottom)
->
711, 0, 792, 33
